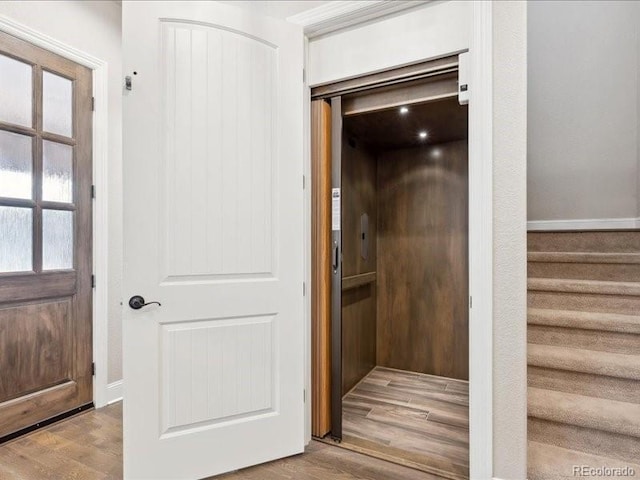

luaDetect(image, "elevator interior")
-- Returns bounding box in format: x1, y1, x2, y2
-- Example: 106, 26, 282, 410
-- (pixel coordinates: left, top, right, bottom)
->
310, 57, 471, 479
337, 95, 469, 478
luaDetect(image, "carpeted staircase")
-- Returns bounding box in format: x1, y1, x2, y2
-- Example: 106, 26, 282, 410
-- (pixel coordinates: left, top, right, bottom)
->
527, 231, 640, 479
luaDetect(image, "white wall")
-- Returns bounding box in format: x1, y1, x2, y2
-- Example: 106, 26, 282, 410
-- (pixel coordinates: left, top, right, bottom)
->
528, 1, 640, 227
0, 1, 124, 386
307, 1, 471, 86
493, 2, 528, 479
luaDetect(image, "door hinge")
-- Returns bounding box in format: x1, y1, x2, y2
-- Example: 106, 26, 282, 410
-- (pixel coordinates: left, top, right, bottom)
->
303, 175, 306, 189
125, 75, 132, 91
91, 185, 96, 199
469, 296, 473, 308
91, 362, 95, 376
91, 96, 95, 111
303, 282, 306, 296
303, 68, 306, 82
303, 389, 306, 403
91, 274, 96, 288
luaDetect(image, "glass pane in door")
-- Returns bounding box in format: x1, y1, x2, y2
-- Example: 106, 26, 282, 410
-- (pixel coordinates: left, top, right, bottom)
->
43, 140, 73, 203
0, 130, 32, 199
42, 209, 74, 270
0, 206, 32, 272
0, 53, 32, 127
43, 71, 73, 137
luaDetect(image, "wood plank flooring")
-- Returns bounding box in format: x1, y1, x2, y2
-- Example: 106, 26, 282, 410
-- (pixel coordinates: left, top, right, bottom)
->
0, 402, 122, 479
0, 401, 440, 479
341, 367, 469, 480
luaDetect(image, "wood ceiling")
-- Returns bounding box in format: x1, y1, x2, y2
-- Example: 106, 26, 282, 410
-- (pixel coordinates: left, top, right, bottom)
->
343, 97, 468, 151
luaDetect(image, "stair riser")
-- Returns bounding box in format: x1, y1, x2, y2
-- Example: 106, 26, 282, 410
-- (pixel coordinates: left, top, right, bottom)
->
528, 417, 640, 464
528, 231, 640, 253
528, 366, 640, 404
528, 291, 640, 315
528, 325, 640, 355
528, 262, 640, 282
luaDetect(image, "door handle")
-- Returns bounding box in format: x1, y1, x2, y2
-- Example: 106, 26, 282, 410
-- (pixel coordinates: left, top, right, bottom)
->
332, 242, 339, 272
128, 295, 161, 310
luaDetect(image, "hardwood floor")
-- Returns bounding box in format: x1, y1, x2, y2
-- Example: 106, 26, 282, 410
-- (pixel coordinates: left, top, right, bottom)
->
341, 367, 469, 480
219, 441, 443, 480
0, 401, 439, 479
0, 402, 122, 479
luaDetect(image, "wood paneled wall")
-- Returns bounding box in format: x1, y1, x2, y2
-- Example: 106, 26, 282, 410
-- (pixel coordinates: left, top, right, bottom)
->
341, 136, 377, 394
376, 140, 469, 380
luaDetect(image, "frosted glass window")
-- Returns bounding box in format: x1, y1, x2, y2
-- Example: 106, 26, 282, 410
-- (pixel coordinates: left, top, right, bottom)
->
43, 71, 72, 137
0, 130, 32, 199
43, 209, 73, 270
43, 141, 73, 203
0, 206, 32, 272
0, 53, 32, 127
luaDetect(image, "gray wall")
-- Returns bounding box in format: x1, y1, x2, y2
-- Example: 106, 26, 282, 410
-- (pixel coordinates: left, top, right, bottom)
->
528, 1, 640, 222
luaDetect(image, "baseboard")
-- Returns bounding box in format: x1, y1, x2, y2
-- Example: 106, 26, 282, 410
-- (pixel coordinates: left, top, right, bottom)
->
106, 380, 123, 405
527, 217, 640, 231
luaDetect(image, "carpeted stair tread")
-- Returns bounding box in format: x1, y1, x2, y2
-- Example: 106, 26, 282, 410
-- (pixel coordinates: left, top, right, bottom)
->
528, 278, 640, 296
528, 308, 640, 334
528, 440, 640, 479
528, 343, 640, 380
528, 387, 640, 438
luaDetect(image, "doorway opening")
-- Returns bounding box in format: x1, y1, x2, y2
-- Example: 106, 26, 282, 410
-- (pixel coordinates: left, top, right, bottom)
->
311, 56, 469, 480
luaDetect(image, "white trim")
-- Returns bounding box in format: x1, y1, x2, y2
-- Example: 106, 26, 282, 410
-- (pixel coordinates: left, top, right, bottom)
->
0, 15, 110, 409
92, 65, 110, 409
528, 217, 640, 231
468, 2, 493, 479
303, 34, 312, 445
107, 380, 123, 405
0, 15, 105, 67
287, 1, 430, 39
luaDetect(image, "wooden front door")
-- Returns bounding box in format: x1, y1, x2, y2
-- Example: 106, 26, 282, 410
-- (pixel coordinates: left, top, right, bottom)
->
0, 30, 93, 440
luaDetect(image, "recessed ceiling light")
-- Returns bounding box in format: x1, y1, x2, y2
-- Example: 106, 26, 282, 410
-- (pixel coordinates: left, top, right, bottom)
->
400, 106, 409, 114
419, 131, 428, 139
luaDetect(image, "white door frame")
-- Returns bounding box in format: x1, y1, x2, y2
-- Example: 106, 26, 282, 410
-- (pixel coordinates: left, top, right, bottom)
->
467, 2, 493, 478
0, 15, 111, 408
295, 2, 494, 478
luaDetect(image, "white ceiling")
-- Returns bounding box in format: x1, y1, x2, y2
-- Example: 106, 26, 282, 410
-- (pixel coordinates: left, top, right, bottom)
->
217, 1, 330, 20
112, 1, 328, 17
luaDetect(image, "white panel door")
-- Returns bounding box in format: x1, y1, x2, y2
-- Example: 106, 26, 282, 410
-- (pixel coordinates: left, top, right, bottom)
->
122, 2, 304, 478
